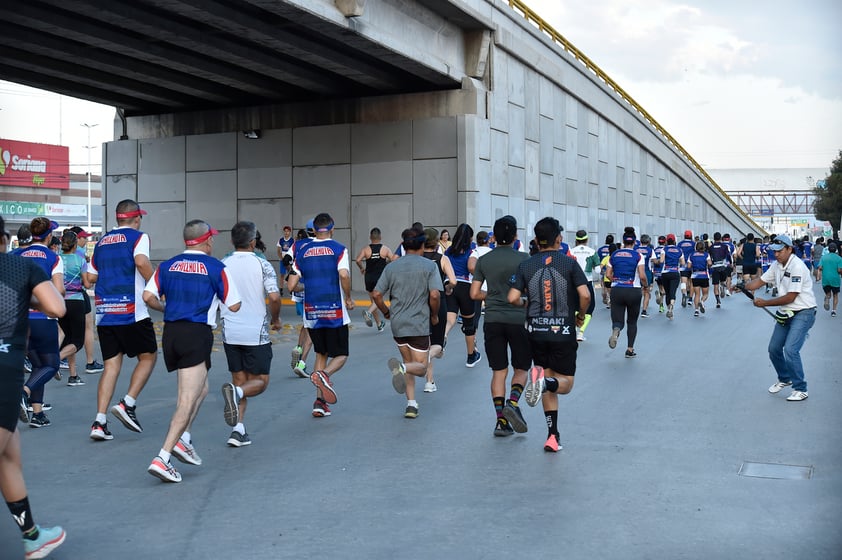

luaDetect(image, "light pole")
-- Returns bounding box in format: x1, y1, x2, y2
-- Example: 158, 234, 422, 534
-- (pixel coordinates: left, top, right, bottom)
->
81, 123, 98, 229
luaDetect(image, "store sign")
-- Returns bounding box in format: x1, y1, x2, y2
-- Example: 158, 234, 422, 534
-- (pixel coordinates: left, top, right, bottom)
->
45, 203, 87, 217
0, 139, 69, 189
0, 201, 44, 217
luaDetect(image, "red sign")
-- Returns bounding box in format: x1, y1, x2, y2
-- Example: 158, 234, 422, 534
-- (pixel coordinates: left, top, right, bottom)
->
0, 139, 69, 189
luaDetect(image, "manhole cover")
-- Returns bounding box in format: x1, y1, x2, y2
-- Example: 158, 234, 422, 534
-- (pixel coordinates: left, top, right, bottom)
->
738, 462, 813, 480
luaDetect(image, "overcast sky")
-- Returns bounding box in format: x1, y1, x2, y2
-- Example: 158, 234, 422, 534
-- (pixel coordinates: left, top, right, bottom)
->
525, 0, 842, 170
0, 0, 839, 173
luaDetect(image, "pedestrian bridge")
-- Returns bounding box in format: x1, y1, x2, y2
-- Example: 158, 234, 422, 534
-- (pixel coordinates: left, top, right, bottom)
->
1, 0, 759, 262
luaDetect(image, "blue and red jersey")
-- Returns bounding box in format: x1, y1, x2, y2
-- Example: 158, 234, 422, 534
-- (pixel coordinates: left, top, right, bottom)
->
609, 248, 642, 287
12, 243, 63, 320
677, 239, 695, 270
90, 227, 150, 326
661, 246, 684, 273
292, 238, 350, 328
145, 251, 240, 327
688, 252, 710, 278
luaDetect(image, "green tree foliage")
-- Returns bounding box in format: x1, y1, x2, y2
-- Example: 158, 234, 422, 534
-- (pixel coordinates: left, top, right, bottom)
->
814, 150, 842, 235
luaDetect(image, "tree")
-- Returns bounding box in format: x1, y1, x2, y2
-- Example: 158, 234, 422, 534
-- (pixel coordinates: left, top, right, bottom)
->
813, 150, 842, 237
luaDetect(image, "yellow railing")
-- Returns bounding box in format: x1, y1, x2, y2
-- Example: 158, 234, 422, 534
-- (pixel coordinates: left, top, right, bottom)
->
507, 0, 763, 232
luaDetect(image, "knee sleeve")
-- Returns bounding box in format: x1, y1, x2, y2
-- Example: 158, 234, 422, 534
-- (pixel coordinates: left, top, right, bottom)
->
461, 322, 477, 337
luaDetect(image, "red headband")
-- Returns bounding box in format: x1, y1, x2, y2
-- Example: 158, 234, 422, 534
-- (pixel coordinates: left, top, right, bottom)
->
185, 227, 219, 246
116, 209, 148, 219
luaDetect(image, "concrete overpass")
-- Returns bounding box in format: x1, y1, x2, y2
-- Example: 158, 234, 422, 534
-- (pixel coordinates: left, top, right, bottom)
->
1, 0, 760, 264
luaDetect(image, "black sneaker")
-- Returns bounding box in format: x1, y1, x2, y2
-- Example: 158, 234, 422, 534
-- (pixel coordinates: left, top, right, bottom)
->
111, 399, 143, 432
29, 412, 51, 428
493, 419, 514, 437
502, 402, 528, 433
90, 421, 114, 441
67, 376, 85, 387
466, 351, 482, 368
85, 361, 105, 374
221, 383, 239, 427
227, 431, 252, 447
19, 392, 31, 424
625, 349, 637, 358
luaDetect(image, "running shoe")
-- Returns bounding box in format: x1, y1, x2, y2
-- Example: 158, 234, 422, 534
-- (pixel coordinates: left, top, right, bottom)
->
694, 310, 700, 317
502, 402, 528, 433
59, 359, 69, 370
172, 438, 202, 466
147, 456, 182, 483
67, 376, 85, 387
404, 405, 419, 419
24, 357, 32, 373
423, 381, 437, 393
659, 303, 665, 313
388, 358, 406, 394
700, 302, 705, 314
26, 403, 51, 413
824, 296, 830, 311
221, 383, 239, 427
227, 431, 252, 447
544, 433, 561, 453
640, 309, 649, 318
310, 371, 337, 404
19, 392, 31, 424
832, 311, 837, 318
53, 368, 61, 381
363, 310, 374, 327
312, 399, 331, 417
608, 327, 620, 349
524, 366, 545, 407
681, 293, 688, 307
377, 321, 386, 332
655, 291, 662, 305
716, 302, 721, 309
786, 390, 808, 402
290, 345, 302, 369
666, 304, 674, 320
29, 412, 51, 428
90, 421, 113, 441
23, 525, 66, 559
625, 349, 637, 358
768, 381, 793, 394
111, 399, 143, 433
576, 328, 584, 342
85, 361, 104, 374
493, 419, 514, 437
466, 350, 482, 368
293, 360, 308, 378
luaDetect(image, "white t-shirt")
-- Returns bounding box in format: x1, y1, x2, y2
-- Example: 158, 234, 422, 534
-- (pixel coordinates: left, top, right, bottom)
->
220, 251, 279, 345
760, 253, 817, 312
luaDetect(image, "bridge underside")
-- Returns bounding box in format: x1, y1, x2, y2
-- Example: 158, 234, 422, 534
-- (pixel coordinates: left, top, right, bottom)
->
0, 0, 466, 115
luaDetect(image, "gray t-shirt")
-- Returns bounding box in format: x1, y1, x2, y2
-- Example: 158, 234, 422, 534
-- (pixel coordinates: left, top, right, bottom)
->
374, 254, 443, 337
472, 246, 528, 324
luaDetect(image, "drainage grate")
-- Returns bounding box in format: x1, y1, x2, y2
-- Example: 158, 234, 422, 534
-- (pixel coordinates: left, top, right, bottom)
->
738, 461, 813, 480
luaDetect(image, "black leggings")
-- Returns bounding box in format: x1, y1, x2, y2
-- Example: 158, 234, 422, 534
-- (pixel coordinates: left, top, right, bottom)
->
660, 272, 681, 306
26, 319, 59, 405
610, 287, 642, 348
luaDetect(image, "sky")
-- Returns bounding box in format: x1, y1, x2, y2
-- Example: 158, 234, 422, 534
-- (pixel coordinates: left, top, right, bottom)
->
525, 0, 842, 171
0, 0, 840, 174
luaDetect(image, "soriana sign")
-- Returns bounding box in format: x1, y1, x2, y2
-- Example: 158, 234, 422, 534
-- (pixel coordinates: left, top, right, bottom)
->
0, 139, 69, 190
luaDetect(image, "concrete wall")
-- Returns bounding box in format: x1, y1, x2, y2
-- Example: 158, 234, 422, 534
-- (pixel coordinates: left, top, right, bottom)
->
103, 0, 758, 277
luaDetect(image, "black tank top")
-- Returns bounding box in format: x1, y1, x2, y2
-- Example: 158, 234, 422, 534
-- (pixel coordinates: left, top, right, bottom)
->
365, 244, 388, 279
423, 250, 447, 285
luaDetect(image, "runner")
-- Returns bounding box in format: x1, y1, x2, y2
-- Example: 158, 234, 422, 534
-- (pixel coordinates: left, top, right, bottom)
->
372, 227, 442, 418
659, 234, 686, 320
688, 241, 712, 317
677, 230, 696, 308
444, 223, 481, 367
287, 213, 354, 418
0, 214, 68, 559
87, 200, 157, 441
507, 217, 590, 453
354, 227, 392, 332
708, 232, 732, 308
467, 230, 493, 333
12, 218, 65, 428
470, 216, 530, 436
57, 230, 89, 386
275, 226, 295, 294
143, 220, 241, 482
569, 229, 600, 341
220, 221, 281, 447
636, 234, 655, 318
652, 235, 667, 313
736, 233, 761, 286
722, 233, 736, 294
421, 228, 456, 392
817, 242, 842, 317
605, 227, 647, 357
287, 227, 314, 378
68, 226, 104, 375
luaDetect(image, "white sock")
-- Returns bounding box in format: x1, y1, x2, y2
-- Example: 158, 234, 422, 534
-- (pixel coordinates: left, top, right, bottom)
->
123, 395, 136, 407
181, 431, 191, 444
235, 386, 244, 400
159, 449, 171, 463
407, 400, 418, 408
96, 413, 107, 424
234, 423, 245, 435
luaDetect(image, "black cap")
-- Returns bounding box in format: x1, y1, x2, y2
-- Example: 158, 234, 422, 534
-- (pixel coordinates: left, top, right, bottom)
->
493, 215, 517, 245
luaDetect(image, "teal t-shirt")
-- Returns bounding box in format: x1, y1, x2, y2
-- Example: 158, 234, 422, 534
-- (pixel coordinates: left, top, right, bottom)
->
818, 251, 842, 288
60, 252, 88, 300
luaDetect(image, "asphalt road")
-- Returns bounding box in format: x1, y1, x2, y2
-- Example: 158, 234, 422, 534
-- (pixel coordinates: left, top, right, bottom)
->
3, 284, 841, 559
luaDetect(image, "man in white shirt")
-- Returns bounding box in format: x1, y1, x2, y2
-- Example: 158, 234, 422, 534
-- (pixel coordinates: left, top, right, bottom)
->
220, 221, 281, 446
736, 234, 817, 401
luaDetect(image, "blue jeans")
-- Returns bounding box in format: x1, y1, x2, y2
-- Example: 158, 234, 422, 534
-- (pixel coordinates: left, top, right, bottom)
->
767, 309, 816, 392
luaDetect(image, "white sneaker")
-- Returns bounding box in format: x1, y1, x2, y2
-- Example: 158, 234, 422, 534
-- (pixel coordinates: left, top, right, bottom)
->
172, 438, 202, 466
388, 358, 406, 394
768, 381, 793, 394
786, 390, 808, 401
608, 327, 620, 349
423, 382, 437, 393
576, 328, 584, 342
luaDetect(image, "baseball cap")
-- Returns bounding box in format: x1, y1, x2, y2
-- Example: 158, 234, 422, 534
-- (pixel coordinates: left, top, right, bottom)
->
493, 216, 518, 245
423, 228, 439, 247
575, 229, 588, 241
666, 233, 676, 242
69, 226, 91, 238
684, 230, 692, 238
769, 234, 794, 251
657, 235, 666, 243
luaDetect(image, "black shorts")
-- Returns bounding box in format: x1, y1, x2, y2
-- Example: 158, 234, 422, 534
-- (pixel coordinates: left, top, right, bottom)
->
445, 282, 475, 317
98, 318, 158, 360
528, 338, 578, 376
308, 325, 349, 358
0, 356, 24, 432
723, 266, 734, 278
223, 343, 273, 375
394, 335, 431, 352
743, 264, 758, 275
59, 299, 86, 353
483, 322, 531, 371
430, 291, 447, 346
823, 285, 840, 295
364, 273, 383, 294
83, 291, 92, 314
691, 278, 710, 288
162, 321, 213, 372
680, 269, 691, 278
710, 267, 728, 284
